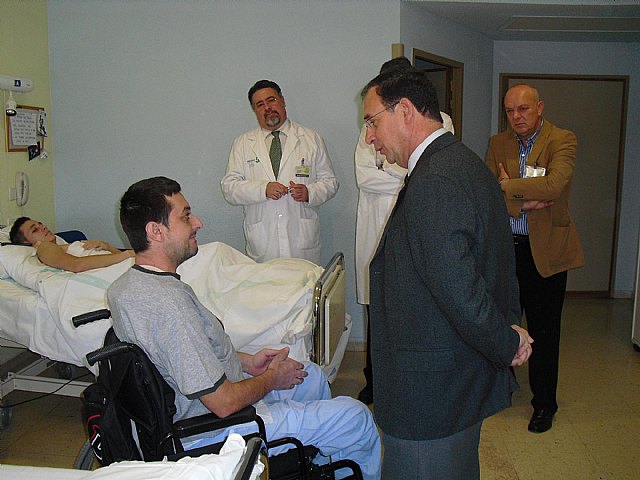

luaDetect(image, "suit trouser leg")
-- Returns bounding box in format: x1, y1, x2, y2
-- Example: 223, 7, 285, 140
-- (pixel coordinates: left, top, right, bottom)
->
514, 240, 567, 413
363, 305, 373, 387
381, 421, 482, 480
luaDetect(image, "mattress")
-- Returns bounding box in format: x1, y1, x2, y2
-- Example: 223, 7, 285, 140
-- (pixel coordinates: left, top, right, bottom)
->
0, 278, 67, 360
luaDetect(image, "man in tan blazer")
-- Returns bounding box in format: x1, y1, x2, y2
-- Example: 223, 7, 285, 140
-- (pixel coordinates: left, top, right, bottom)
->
486, 84, 584, 433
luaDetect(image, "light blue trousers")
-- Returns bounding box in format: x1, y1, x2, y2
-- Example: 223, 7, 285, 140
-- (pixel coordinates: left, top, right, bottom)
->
187, 362, 381, 480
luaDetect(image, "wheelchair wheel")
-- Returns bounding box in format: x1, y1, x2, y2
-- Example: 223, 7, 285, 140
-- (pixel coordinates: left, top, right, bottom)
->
74, 439, 97, 470
54, 362, 77, 380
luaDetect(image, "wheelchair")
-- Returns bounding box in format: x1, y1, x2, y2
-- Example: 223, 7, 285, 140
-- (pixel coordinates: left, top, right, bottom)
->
73, 309, 363, 479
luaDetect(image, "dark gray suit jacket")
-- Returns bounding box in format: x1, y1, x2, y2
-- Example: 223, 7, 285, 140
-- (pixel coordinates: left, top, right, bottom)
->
369, 132, 521, 440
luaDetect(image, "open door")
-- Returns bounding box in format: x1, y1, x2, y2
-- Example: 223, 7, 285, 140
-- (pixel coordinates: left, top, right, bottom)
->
413, 48, 463, 138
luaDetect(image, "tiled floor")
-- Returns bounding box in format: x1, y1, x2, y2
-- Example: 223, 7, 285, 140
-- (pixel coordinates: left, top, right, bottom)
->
1, 298, 639, 478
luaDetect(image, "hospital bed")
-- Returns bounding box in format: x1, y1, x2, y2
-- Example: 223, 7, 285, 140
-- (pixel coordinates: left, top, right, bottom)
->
0, 238, 349, 428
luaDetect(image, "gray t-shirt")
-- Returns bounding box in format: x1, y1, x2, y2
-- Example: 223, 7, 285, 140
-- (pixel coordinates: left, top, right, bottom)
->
107, 265, 244, 421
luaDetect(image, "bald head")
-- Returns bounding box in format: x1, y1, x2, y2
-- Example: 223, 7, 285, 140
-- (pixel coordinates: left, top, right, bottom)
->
504, 84, 544, 140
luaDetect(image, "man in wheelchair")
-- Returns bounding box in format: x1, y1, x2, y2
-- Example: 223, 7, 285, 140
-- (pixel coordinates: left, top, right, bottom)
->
107, 176, 381, 479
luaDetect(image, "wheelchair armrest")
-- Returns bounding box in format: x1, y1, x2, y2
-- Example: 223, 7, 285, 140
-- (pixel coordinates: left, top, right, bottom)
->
73, 309, 111, 328
233, 437, 266, 480
172, 405, 264, 440
85, 341, 135, 366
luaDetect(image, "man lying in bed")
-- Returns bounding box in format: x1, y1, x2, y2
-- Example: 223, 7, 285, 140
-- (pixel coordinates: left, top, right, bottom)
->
9, 217, 134, 273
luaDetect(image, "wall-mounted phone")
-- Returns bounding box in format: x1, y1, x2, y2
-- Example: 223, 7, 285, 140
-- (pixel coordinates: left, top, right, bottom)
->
16, 172, 29, 206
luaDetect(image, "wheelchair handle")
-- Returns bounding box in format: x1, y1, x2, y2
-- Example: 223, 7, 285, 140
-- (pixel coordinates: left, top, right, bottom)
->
73, 309, 111, 328
86, 342, 135, 366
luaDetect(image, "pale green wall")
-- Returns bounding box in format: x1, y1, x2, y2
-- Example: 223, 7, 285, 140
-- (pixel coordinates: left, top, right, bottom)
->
0, 0, 55, 230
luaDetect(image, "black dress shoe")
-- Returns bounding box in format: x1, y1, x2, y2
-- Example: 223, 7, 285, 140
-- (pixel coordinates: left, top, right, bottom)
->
528, 408, 554, 433
357, 384, 373, 405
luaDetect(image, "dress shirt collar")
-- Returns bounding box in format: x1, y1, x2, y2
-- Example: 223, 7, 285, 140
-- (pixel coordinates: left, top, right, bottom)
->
515, 119, 544, 148
407, 128, 448, 176
262, 118, 291, 141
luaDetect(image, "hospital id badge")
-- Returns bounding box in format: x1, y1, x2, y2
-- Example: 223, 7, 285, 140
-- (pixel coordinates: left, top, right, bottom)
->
295, 162, 310, 178
524, 165, 546, 178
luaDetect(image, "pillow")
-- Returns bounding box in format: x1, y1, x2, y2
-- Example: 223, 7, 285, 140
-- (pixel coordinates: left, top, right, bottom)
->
0, 244, 65, 290
0, 225, 11, 244
0, 244, 34, 280
0, 227, 67, 280
0, 224, 23, 278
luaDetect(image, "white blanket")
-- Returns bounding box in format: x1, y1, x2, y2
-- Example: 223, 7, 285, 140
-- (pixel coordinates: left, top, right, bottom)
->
0, 242, 322, 370
0, 433, 263, 480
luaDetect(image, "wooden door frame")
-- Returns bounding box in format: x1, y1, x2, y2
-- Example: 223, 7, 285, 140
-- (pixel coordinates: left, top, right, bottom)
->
413, 48, 464, 139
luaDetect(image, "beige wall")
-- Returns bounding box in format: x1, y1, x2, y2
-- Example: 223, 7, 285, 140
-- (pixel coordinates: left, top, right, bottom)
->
0, 0, 55, 230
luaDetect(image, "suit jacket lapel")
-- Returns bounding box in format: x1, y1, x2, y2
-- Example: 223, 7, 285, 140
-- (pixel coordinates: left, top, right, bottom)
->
374, 133, 456, 259
374, 176, 407, 259
526, 120, 551, 167
503, 135, 520, 178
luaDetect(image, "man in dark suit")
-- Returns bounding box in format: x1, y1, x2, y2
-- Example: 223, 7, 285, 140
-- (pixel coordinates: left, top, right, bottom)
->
362, 69, 533, 479
486, 84, 585, 433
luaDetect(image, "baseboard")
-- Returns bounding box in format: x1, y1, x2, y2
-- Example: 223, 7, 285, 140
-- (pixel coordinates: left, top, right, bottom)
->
612, 290, 633, 299
566, 291, 633, 299
347, 340, 366, 352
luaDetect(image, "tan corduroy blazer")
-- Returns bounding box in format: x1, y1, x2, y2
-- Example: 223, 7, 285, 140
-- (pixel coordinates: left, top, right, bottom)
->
486, 120, 585, 278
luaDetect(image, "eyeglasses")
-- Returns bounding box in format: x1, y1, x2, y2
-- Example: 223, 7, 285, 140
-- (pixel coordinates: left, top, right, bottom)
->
364, 102, 399, 129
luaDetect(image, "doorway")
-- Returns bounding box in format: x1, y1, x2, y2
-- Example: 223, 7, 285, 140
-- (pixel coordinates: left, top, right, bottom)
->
499, 75, 629, 296
413, 48, 463, 138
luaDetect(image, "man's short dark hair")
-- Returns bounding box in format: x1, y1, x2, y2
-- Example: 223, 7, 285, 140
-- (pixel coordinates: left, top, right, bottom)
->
379, 56, 413, 74
119, 177, 181, 253
362, 69, 442, 123
248, 80, 282, 106
10, 217, 31, 244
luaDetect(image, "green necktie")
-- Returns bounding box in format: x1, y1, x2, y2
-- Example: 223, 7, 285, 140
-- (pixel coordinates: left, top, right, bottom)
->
269, 131, 282, 178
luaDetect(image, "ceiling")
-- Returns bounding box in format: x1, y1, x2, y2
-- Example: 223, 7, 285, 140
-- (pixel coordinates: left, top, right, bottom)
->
409, 1, 640, 42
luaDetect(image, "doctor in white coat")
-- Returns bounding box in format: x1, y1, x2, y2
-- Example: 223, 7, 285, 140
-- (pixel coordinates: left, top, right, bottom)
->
355, 106, 453, 403
222, 80, 338, 265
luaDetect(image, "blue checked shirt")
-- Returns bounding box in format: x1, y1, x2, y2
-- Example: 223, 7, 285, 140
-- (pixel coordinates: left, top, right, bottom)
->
510, 121, 543, 235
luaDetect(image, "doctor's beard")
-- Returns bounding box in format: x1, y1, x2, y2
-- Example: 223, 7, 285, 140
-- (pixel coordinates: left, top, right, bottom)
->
265, 112, 281, 128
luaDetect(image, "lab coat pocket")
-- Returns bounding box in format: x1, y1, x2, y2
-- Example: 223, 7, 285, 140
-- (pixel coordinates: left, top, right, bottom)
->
244, 221, 267, 259
297, 217, 320, 251
244, 202, 263, 226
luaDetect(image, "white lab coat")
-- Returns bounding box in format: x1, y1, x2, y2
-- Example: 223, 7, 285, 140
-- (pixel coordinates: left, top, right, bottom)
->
354, 127, 405, 305
354, 112, 454, 304
221, 119, 338, 264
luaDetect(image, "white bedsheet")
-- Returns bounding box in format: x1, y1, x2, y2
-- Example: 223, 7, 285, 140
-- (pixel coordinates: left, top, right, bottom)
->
0, 242, 322, 372
0, 433, 263, 480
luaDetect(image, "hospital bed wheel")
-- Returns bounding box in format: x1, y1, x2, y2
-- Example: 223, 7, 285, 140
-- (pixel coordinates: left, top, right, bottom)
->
54, 362, 77, 380
0, 404, 12, 431
74, 439, 97, 470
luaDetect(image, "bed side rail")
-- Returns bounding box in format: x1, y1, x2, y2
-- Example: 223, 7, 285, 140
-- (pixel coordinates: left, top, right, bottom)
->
311, 252, 344, 365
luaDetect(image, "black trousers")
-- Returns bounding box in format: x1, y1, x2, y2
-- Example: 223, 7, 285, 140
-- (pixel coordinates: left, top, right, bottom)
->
513, 236, 567, 413
363, 305, 372, 387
